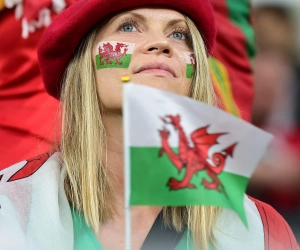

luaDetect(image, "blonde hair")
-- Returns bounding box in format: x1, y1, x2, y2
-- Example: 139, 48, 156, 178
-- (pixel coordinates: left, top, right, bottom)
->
61, 16, 219, 250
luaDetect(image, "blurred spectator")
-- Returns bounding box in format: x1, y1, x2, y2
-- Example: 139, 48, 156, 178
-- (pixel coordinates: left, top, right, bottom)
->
0, 0, 77, 170
247, 0, 300, 243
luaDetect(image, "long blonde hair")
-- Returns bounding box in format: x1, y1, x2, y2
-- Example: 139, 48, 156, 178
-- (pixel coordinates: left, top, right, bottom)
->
60, 15, 220, 250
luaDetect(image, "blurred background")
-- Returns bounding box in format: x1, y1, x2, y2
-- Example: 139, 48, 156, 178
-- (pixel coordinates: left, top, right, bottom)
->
248, 0, 300, 243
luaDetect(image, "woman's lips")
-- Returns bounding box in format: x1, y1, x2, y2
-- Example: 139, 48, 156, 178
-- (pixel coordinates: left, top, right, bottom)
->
135, 63, 176, 77
137, 68, 174, 77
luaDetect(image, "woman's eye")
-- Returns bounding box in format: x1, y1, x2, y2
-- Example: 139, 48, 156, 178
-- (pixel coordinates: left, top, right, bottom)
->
172, 32, 185, 40
121, 24, 137, 32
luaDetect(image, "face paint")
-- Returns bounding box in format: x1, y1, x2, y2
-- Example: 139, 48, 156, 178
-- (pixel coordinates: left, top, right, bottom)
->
184, 52, 196, 78
95, 41, 135, 69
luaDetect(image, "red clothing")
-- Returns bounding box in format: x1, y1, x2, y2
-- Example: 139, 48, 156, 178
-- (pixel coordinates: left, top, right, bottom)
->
249, 196, 299, 250
0, 1, 78, 169
0, 8, 59, 170
0, 0, 254, 170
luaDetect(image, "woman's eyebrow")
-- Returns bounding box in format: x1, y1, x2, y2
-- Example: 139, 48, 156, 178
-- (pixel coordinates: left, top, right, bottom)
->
167, 19, 186, 26
109, 12, 146, 24
127, 12, 146, 21
109, 12, 185, 26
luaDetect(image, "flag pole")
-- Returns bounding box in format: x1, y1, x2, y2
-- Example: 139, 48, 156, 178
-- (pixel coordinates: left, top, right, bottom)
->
125, 169, 131, 250
122, 78, 131, 250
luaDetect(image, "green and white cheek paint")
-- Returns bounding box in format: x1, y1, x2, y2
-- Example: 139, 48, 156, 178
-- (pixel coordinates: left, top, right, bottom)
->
184, 52, 196, 78
95, 41, 135, 69
95, 43, 195, 78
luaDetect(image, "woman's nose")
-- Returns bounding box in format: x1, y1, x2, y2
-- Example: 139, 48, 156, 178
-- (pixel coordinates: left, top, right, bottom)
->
142, 34, 173, 57
147, 46, 170, 54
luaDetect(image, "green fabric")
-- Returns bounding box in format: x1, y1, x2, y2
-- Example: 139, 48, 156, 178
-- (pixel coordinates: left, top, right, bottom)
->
71, 208, 213, 249
208, 57, 240, 117
225, 0, 256, 58
130, 147, 249, 225
174, 230, 194, 250
72, 209, 104, 250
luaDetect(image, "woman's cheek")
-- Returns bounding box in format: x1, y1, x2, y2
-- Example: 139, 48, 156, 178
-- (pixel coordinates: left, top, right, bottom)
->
94, 41, 136, 70
183, 52, 196, 79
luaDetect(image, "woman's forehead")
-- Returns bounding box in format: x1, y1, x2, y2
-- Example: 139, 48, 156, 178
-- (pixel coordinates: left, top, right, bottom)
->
110, 7, 186, 23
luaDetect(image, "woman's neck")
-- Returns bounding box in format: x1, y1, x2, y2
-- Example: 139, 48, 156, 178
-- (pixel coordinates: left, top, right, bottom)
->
99, 112, 162, 250
103, 112, 125, 200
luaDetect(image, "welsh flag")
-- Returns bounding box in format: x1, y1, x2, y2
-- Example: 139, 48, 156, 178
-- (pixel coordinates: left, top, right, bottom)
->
123, 83, 273, 225
184, 52, 196, 79
95, 41, 135, 69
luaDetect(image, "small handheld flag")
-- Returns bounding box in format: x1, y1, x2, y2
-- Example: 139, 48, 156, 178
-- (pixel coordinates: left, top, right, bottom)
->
123, 83, 273, 227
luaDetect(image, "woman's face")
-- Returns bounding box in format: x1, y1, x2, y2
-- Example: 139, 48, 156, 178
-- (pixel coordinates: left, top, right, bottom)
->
94, 8, 194, 112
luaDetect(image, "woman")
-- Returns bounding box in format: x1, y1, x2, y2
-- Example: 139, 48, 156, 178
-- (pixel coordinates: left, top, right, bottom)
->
58, 1, 218, 249
40, 0, 218, 249
0, 0, 298, 249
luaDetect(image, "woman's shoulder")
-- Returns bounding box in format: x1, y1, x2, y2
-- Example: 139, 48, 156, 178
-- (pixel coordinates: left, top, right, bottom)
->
247, 196, 299, 250
214, 195, 299, 250
0, 152, 73, 250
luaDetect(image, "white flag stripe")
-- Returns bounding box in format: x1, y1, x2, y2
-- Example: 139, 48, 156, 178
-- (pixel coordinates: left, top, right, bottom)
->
123, 83, 273, 177
94, 41, 135, 55
183, 52, 194, 63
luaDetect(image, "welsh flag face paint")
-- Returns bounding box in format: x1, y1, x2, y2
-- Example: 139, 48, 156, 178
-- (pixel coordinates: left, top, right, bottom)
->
184, 52, 196, 78
95, 41, 135, 69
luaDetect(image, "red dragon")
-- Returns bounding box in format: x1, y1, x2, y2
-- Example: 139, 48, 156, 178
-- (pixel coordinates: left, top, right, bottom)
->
158, 115, 237, 196
188, 53, 196, 78
190, 53, 196, 70
0, 153, 49, 183
98, 42, 128, 65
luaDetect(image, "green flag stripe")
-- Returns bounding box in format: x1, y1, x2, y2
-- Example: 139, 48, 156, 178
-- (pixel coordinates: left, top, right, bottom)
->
225, 0, 256, 59
130, 147, 248, 225
96, 54, 132, 69
186, 64, 194, 78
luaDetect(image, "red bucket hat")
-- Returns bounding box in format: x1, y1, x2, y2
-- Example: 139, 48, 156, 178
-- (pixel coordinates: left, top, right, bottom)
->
38, 0, 216, 99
